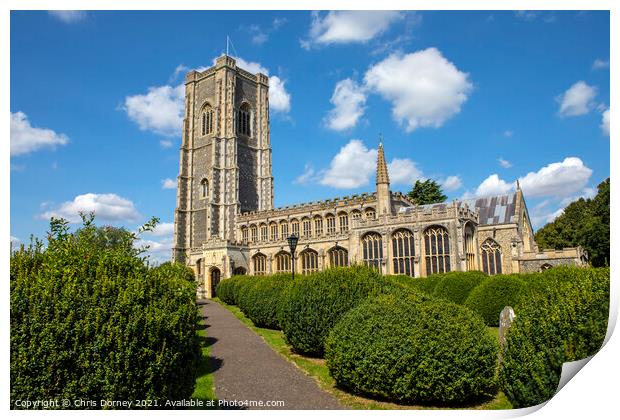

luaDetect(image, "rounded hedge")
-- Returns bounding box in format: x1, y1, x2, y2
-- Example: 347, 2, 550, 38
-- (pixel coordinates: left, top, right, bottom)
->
278, 265, 423, 356
215, 276, 239, 305
325, 296, 499, 404
383, 274, 438, 297
500, 266, 609, 408
431, 271, 488, 305
236, 274, 291, 329
464, 275, 527, 326
151, 261, 196, 283
10, 219, 201, 405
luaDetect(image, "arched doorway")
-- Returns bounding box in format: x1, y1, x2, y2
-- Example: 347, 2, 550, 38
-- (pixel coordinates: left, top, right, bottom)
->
210, 267, 221, 297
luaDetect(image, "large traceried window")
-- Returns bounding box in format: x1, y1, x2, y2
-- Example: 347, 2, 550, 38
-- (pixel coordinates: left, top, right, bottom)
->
362, 232, 383, 270
260, 224, 268, 242
338, 212, 349, 233
326, 214, 336, 235
424, 226, 451, 276
481, 238, 502, 275
275, 251, 291, 273
238, 103, 251, 136
201, 104, 214, 135
291, 219, 300, 237
300, 249, 319, 274
329, 246, 348, 267
464, 224, 476, 271
250, 225, 258, 243
314, 216, 323, 237
253, 253, 267, 275
270, 223, 278, 241
392, 229, 415, 276
302, 218, 312, 238
280, 221, 289, 238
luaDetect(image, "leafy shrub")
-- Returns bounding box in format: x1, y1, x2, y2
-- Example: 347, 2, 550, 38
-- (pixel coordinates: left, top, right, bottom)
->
278, 266, 423, 356
11, 217, 201, 405
151, 261, 196, 283
237, 274, 291, 329
500, 266, 609, 408
325, 296, 498, 404
431, 271, 488, 304
384, 274, 442, 296
216, 276, 242, 305
464, 275, 527, 326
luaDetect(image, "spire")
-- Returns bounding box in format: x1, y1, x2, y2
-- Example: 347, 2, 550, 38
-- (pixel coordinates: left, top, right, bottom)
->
376, 139, 390, 185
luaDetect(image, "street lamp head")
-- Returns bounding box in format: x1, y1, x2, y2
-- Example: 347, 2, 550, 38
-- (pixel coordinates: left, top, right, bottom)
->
287, 233, 299, 254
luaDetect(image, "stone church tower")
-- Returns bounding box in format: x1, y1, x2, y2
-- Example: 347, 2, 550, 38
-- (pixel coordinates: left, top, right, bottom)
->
173, 55, 274, 263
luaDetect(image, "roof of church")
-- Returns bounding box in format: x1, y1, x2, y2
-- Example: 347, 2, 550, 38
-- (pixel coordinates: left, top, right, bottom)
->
398, 193, 518, 225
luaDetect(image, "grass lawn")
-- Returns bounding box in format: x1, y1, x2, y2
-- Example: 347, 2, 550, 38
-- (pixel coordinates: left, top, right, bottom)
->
190, 307, 217, 407
214, 298, 512, 410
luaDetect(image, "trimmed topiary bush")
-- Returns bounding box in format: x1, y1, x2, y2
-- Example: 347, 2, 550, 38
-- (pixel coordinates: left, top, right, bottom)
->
325, 296, 499, 405
278, 265, 424, 356
500, 266, 609, 408
464, 275, 527, 326
383, 274, 438, 297
11, 217, 201, 405
431, 271, 488, 305
237, 274, 291, 329
151, 261, 196, 283
215, 276, 241, 305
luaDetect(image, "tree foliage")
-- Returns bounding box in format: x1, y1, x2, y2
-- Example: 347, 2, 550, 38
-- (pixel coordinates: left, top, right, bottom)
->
535, 178, 609, 267
407, 179, 448, 205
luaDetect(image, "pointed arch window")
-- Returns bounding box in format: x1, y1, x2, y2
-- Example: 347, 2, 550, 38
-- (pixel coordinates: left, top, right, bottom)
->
300, 249, 319, 274
314, 216, 323, 236
201, 179, 209, 199
275, 251, 291, 273
424, 226, 451, 276
270, 223, 278, 241
250, 225, 258, 243
253, 253, 267, 275
329, 246, 348, 267
291, 219, 300, 237
464, 224, 476, 271
238, 103, 251, 136
280, 221, 289, 238
362, 232, 383, 270
338, 212, 349, 233
481, 238, 502, 275
392, 229, 415, 276
302, 217, 312, 238
201, 104, 214, 135
326, 214, 336, 235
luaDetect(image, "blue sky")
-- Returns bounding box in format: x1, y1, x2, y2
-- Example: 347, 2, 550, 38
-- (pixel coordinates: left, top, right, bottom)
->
10, 10, 610, 262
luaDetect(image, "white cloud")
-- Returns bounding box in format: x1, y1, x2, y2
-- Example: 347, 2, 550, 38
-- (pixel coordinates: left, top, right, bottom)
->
518, 157, 592, 198
11, 236, 21, 250
39, 193, 140, 223
326, 79, 367, 131
294, 164, 318, 185
364, 48, 473, 132
149, 222, 174, 237
10, 111, 69, 156
160, 139, 174, 149
269, 76, 291, 113
305, 11, 403, 47
465, 174, 515, 198
601, 109, 610, 136
387, 158, 424, 186
440, 175, 463, 192
498, 157, 513, 168
320, 140, 377, 188
135, 237, 173, 264
48, 11, 87, 23
123, 84, 185, 136
162, 178, 176, 189
592, 59, 609, 70
557, 81, 598, 117
169, 64, 189, 83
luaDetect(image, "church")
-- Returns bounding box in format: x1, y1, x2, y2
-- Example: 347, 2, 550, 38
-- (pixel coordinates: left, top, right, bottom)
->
172, 56, 586, 298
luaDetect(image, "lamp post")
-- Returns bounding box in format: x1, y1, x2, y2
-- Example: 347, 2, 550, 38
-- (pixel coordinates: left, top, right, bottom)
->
286, 233, 299, 280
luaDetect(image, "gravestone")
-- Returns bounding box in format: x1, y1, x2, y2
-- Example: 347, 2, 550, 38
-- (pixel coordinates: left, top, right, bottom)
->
499, 306, 516, 349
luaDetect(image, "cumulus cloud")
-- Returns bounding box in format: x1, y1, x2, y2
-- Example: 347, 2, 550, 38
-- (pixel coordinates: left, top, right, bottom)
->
557, 81, 598, 117
162, 178, 176, 189
294, 164, 318, 185
305, 11, 403, 47
440, 175, 463, 192
123, 84, 185, 137
592, 59, 609, 70
364, 48, 473, 132
498, 157, 513, 168
518, 157, 592, 198
149, 222, 174, 237
39, 193, 140, 223
320, 140, 377, 188
135, 237, 173, 264
10, 111, 69, 156
326, 79, 367, 131
387, 158, 424, 186
601, 109, 610, 136
268, 76, 291, 113
48, 11, 87, 23
464, 174, 515, 198
160, 139, 174, 149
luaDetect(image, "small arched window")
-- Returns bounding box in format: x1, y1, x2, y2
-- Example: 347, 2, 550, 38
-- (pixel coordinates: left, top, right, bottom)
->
280, 221, 289, 238
201, 104, 214, 136
326, 214, 336, 235
291, 219, 300, 237
362, 232, 383, 270
300, 249, 319, 274
250, 225, 258, 242
365, 207, 376, 220
314, 216, 323, 236
302, 217, 312, 238
238, 103, 251, 136
481, 238, 502, 275
270, 222, 278, 241
329, 246, 348, 268
201, 179, 209, 198
338, 212, 349, 233
275, 251, 291, 273
241, 226, 249, 244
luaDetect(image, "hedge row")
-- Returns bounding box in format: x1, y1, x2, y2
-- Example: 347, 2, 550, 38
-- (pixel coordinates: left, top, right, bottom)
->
464, 275, 528, 326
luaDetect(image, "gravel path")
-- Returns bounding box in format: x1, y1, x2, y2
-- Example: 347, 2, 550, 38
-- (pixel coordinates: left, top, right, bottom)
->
200, 299, 342, 410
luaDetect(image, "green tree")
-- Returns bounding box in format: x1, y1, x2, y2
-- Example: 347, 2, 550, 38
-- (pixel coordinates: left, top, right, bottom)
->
407, 179, 447, 205
535, 178, 609, 267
